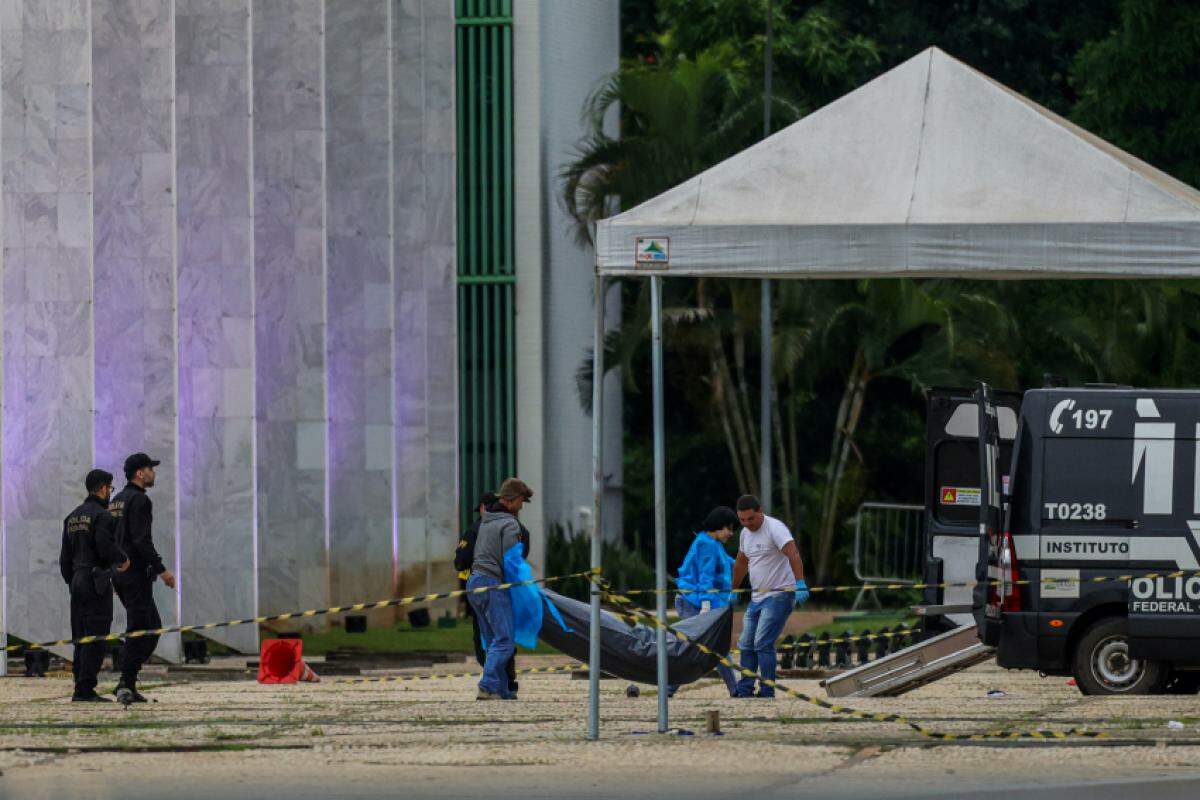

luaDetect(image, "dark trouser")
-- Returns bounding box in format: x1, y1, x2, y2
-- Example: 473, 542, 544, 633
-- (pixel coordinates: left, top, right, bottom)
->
69, 572, 114, 696
114, 572, 161, 689
468, 601, 517, 690
466, 573, 516, 697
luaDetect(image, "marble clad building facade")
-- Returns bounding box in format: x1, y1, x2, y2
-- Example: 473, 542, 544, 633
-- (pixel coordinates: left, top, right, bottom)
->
0, 0, 457, 661
0, 0, 619, 665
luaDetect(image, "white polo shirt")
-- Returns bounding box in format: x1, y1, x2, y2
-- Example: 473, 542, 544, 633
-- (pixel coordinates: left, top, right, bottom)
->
738, 515, 796, 602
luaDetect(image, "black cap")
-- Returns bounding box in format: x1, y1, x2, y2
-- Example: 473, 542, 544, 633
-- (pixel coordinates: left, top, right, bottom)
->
85, 469, 114, 494
123, 452, 161, 480
476, 491, 498, 512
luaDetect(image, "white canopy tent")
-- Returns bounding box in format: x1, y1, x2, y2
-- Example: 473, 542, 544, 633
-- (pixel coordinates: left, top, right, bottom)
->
596, 47, 1200, 279
586, 47, 1200, 738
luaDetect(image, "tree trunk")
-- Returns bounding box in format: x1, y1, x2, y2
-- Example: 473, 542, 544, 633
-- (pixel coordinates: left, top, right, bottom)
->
713, 364, 753, 495
817, 349, 859, 553
711, 337, 759, 496
815, 347, 869, 584
784, 384, 804, 562
773, 387, 796, 530
699, 281, 757, 495
732, 325, 760, 460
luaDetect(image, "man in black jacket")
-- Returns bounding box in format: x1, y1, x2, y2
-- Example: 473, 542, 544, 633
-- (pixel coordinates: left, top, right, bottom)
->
110, 453, 175, 704
59, 469, 130, 701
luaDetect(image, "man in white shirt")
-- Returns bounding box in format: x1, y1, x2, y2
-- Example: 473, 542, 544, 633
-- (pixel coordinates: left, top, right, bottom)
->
730, 494, 809, 698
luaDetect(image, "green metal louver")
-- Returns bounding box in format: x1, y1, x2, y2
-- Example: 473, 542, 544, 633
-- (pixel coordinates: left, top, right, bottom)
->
456, 0, 515, 527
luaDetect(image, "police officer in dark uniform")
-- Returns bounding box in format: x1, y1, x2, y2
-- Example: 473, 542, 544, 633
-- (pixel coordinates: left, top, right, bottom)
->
110, 453, 175, 704
454, 491, 529, 696
59, 469, 130, 701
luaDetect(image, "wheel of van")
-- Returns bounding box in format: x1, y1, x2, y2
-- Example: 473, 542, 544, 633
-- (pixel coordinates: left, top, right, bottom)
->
1071, 618, 1167, 695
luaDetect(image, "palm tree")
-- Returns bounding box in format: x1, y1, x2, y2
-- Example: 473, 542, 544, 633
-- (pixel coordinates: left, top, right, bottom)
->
562, 45, 803, 243
798, 280, 1018, 582
1006, 280, 1200, 389
567, 46, 803, 504
563, 49, 1020, 581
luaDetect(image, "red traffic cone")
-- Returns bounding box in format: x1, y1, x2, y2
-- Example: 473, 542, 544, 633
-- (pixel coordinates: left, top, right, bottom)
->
258, 639, 319, 684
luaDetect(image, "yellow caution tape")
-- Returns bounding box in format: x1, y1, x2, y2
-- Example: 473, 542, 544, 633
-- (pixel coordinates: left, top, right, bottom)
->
624, 568, 1200, 597
608, 612, 918, 652
730, 626, 921, 655
594, 577, 1103, 742
5, 569, 600, 654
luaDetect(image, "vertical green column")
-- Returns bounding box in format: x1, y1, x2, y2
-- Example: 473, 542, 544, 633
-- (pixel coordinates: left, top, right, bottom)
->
456, 0, 516, 527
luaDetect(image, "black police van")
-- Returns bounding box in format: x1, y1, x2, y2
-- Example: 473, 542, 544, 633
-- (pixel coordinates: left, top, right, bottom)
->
924, 383, 1200, 695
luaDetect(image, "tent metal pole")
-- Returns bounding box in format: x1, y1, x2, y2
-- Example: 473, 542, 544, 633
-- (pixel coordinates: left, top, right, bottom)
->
651, 275, 669, 732
759, 0, 774, 510
588, 275, 605, 741
760, 281, 772, 508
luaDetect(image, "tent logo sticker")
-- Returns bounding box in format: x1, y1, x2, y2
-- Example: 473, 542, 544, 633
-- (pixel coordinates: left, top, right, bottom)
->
635, 237, 669, 268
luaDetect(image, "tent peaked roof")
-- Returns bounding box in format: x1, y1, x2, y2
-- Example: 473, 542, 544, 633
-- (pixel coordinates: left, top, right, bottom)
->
595, 47, 1200, 279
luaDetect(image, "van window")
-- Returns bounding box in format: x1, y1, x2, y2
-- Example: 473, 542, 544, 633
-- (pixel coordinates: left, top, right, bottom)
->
944, 404, 1019, 439
934, 441, 981, 525
934, 439, 1014, 526
1007, 419, 1034, 534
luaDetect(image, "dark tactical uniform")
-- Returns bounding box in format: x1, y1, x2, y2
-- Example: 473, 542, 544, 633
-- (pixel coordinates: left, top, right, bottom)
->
109, 483, 166, 691
455, 513, 530, 691
58, 494, 125, 697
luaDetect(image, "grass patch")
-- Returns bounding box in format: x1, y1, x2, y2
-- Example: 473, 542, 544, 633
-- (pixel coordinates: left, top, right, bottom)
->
297, 619, 558, 655
800, 610, 918, 638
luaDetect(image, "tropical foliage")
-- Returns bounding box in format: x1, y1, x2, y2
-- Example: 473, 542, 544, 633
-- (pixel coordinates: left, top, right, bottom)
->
564, 0, 1200, 585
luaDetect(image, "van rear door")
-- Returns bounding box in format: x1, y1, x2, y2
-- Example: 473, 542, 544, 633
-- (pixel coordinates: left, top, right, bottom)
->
924, 386, 1018, 630
971, 383, 1006, 645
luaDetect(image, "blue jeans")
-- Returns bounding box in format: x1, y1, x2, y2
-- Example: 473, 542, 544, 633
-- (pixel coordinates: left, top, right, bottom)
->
734, 593, 794, 698
466, 573, 515, 697
669, 597, 738, 697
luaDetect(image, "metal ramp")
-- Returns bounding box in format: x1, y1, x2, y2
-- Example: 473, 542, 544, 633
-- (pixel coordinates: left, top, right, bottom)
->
821, 624, 994, 698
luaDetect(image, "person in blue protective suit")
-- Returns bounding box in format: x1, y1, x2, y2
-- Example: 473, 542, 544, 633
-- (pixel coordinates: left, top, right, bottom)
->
467, 477, 534, 700
669, 506, 740, 697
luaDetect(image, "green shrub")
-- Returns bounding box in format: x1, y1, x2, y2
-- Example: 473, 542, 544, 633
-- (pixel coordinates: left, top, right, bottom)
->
546, 523, 654, 603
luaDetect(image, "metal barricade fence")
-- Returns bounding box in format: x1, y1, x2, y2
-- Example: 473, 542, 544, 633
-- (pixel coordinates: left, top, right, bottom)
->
850, 502, 924, 611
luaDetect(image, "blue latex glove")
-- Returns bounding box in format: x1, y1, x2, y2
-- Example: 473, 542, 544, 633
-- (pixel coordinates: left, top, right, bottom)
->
794, 579, 810, 607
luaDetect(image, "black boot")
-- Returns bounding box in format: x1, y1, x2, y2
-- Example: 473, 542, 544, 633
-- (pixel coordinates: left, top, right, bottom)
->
72, 692, 112, 703
114, 683, 148, 705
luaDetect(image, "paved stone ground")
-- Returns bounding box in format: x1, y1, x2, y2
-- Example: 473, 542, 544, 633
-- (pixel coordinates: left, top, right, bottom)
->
3, 657, 1200, 799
